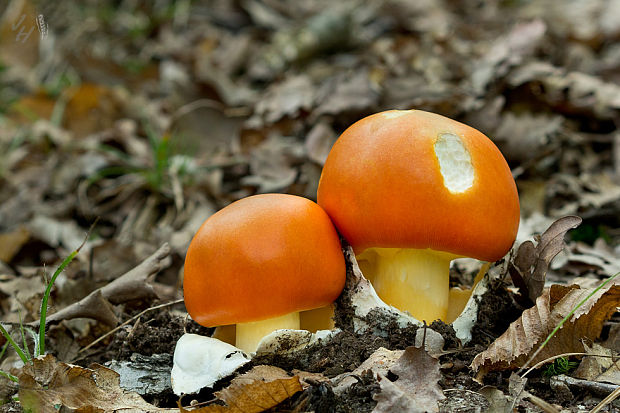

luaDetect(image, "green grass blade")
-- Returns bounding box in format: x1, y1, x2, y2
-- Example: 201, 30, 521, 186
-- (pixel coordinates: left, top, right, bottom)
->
0, 369, 18, 383
0, 341, 9, 360
38, 220, 97, 355
38, 249, 79, 356
0, 324, 29, 364
18, 312, 31, 361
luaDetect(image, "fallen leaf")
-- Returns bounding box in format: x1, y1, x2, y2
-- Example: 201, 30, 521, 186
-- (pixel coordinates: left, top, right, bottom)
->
0, 273, 45, 321
332, 347, 403, 394
471, 281, 620, 373
573, 343, 620, 385
241, 135, 304, 193
17, 354, 173, 412
9, 84, 124, 138
510, 215, 582, 303
0, 225, 30, 263
314, 70, 379, 117
508, 62, 620, 119
372, 346, 444, 413
470, 19, 546, 95
494, 112, 563, 164
62, 83, 124, 138
479, 386, 511, 412
180, 365, 303, 412
252, 75, 315, 125
305, 121, 338, 165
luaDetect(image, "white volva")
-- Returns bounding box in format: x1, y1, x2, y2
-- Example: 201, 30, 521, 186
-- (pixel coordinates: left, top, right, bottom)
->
171, 334, 250, 395
434, 132, 474, 193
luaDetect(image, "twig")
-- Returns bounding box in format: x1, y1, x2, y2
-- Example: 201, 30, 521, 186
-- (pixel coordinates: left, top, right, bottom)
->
590, 386, 620, 413
550, 375, 619, 397
523, 391, 561, 413
79, 299, 183, 354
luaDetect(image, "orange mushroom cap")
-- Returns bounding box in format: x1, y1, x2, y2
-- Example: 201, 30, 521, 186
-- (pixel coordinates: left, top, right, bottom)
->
183, 194, 346, 327
317, 110, 520, 261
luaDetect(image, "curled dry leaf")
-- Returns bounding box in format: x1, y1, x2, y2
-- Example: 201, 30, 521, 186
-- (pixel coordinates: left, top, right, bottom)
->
179, 365, 303, 413
372, 346, 445, 413
471, 281, 620, 374
510, 215, 582, 303
17, 354, 172, 413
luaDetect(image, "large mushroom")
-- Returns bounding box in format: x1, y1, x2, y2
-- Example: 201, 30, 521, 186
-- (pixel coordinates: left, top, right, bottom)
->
183, 194, 345, 353
317, 109, 520, 323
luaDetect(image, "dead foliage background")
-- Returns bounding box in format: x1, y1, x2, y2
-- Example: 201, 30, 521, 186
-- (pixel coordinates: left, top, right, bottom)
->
0, 0, 619, 412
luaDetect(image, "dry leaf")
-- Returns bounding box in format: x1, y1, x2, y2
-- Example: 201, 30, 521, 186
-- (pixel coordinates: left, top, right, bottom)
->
305, 121, 338, 165
510, 215, 582, 302
241, 135, 304, 193
470, 19, 546, 95
252, 75, 315, 124
372, 346, 444, 413
472, 282, 620, 373
332, 347, 403, 394
0, 225, 29, 263
180, 366, 302, 412
17, 354, 173, 412
573, 343, 620, 385
314, 70, 379, 117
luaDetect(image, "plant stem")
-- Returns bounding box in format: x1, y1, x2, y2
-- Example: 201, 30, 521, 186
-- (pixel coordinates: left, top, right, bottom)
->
0, 324, 29, 364
38, 219, 97, 355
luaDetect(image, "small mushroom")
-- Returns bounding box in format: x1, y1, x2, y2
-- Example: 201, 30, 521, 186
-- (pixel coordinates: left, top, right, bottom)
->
318, 110, 520, 323
183, 194, 346, 353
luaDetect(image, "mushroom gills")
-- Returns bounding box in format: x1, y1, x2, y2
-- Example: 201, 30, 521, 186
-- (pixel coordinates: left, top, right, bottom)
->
235, 312, 300, 353
356, 248, 458, 323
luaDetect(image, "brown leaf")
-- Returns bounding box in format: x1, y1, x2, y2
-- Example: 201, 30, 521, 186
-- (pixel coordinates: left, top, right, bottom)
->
372, 346, 444, 413
510, 216, 582, 302
573, 343, 620, 385
17, 354, 172, 412
0, 225, 30, 263
180, 366, 302, 412
471, 281, 620, 373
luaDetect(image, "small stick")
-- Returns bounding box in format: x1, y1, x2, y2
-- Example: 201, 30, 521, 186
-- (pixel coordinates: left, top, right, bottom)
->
589, 387, 620, 413
550, 375, 619, 397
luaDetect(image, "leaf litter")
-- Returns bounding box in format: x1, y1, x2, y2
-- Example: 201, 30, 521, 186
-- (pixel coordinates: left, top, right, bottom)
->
1, 0, 620, 411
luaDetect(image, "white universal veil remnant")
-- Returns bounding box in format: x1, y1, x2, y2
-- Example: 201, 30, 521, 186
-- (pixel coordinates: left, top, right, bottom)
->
171, 334, 250, 395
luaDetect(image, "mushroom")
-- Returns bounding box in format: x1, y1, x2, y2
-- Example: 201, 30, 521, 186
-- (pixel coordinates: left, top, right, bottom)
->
317, 110, 520, 323
183, 194, 346, 353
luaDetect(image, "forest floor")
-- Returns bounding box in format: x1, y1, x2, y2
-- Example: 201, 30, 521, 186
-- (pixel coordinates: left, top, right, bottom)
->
0, 0, 619, 411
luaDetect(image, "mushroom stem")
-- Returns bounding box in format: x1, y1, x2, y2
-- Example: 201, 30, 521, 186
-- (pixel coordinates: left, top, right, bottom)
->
300, 304, 336, 332
236, 312, 300, 353
356, 248, 458, 323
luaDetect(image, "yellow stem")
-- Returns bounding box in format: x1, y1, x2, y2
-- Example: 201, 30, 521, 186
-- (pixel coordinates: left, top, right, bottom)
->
235, 312, 300, 353
357, 248, 457, 323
